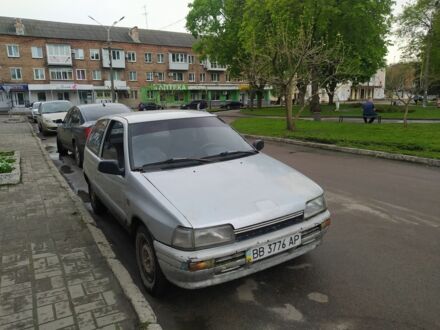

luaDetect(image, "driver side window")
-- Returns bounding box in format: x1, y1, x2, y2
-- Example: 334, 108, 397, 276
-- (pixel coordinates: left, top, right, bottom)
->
102, 121, 125, 169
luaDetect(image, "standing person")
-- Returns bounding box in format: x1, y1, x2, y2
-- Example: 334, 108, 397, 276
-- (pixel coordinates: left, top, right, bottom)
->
335, 94, 340, 111
362, 99, 378, 124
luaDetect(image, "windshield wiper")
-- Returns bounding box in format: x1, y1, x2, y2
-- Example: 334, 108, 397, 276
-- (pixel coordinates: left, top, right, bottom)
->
202, 150, 257, 160
137, 157, 212, 171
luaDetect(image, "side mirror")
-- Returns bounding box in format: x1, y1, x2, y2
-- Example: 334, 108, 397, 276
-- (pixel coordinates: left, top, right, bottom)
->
253, 139, 264, 151
98, 160, 124, 176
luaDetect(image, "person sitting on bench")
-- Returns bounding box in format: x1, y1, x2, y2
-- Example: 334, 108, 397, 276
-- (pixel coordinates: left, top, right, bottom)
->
362, 99, 378, 124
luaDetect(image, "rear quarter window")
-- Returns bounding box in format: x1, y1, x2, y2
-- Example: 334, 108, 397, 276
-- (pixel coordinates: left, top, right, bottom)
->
86, 119, 109, 156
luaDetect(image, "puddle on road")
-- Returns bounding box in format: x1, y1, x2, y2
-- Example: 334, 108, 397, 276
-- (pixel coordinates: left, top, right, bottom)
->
60, 165, 73, 174
77, 190, 90, 203
45, 145, 56, 153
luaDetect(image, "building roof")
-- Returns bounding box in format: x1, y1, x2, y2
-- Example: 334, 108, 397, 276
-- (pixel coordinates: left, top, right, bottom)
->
0, 16, 195, 48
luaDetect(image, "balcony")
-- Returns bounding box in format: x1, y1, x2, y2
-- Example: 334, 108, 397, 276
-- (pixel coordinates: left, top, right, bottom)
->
104, 80, 127, 90
46, 44, 72, 66
102, 49, 126, 69
168, 53, 189, 70
203, 60, 227, 71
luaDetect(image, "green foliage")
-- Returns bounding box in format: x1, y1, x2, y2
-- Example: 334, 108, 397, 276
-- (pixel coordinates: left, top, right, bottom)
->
232, 118, 440, 159
0, 153, 15, 174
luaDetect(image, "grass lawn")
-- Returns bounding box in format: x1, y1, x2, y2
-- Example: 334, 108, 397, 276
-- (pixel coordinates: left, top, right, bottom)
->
240, 104, 440, 119
232, 118, 440, 159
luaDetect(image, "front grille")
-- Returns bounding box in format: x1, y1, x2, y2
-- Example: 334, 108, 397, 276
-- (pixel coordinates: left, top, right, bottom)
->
235, 211, 304, 242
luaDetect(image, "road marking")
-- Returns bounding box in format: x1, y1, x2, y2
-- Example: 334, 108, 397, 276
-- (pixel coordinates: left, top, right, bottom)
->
270, 304, 303, 322
307, 292, 329, 303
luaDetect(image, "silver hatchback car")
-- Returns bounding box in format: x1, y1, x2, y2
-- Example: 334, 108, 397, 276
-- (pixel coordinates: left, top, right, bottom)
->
83, 111, 330, 295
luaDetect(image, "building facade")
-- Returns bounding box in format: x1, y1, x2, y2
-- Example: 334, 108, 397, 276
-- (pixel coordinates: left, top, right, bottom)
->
0, 17, 270, 110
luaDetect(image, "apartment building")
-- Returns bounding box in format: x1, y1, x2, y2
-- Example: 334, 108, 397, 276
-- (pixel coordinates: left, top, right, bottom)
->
0, 17, 269, 109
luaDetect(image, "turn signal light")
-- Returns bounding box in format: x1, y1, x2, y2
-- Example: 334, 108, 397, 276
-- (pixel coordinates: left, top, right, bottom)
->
321, 219, 331, 229
84, 126, 92, 140
188, 259, 214, 272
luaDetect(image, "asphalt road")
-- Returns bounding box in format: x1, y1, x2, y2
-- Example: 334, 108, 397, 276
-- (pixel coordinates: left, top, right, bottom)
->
32, 120, 440, 330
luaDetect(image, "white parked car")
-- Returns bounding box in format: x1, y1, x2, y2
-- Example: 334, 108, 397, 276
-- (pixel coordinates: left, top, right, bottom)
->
83, 110, 331, 295
29, 101, 42, 122
36, 100, 73, 135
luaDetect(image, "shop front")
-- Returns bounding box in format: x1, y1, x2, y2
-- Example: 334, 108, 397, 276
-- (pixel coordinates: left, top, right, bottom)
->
28, 84, 95, 105
0, 84, 29, 108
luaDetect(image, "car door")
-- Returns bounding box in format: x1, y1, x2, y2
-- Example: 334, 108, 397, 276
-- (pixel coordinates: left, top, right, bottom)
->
59, 107, 73, 148
96, 120, 128, 222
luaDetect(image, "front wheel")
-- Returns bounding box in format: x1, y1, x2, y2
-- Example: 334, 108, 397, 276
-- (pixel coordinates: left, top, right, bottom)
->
136, 225, 168, 296
57, 138, 68, 156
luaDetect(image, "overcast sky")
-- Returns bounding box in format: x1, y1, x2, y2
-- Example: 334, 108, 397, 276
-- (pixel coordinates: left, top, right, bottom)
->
2, 0, 409, 64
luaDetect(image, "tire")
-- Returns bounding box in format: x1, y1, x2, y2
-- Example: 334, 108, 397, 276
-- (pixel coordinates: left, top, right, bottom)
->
89, 183, 106, 215
57, 138, 68, 156
135, 225, 168, 296
73, 142, 83, 168
39, 124, 47, 136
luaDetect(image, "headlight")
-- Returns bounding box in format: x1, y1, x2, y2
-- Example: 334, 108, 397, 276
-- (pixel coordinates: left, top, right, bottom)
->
43, 117, 53, 124
304, 195, 327, 219
172, 225, 235, 250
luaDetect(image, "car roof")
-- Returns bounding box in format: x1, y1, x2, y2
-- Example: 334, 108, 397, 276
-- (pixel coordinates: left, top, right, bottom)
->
76, 103, 131, 121
41, 100, 72, 104
100, 110, 215, 124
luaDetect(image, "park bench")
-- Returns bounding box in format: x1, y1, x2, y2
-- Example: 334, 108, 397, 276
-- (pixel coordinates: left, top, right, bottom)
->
338, 115, 382, 123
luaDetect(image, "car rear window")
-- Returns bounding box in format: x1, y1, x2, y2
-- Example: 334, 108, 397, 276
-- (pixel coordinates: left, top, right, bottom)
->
83, 105, 131, 122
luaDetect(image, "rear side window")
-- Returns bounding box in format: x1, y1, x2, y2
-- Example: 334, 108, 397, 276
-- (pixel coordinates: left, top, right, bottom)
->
86, 119, 109, 156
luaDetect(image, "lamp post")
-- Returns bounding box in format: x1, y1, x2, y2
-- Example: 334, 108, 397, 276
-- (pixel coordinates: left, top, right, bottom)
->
88, 15, 125, 103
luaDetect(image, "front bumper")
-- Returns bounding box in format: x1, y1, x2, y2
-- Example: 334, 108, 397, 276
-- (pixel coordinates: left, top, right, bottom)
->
42, 122, 59, 132
154, 210, 330, 289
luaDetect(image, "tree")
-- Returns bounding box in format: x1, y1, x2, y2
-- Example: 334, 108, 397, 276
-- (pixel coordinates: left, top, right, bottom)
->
397, 0, 440, 107
186, 0, 270, 108
386, 62, 421, 127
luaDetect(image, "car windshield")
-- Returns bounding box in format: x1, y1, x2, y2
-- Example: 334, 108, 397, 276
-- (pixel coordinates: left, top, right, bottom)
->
41, 102, 72, 114
129, 116, 255, 170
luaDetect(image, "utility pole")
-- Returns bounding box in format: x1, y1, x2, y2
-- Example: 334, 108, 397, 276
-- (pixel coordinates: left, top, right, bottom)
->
142, 5, 148, 29
88, 15, 125, 103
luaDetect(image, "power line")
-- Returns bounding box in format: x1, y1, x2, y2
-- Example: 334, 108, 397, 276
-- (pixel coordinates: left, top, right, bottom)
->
159, 17, 186, 30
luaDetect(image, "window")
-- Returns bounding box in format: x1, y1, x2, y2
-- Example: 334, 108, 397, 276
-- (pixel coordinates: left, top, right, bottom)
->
225, 73, 231, 82
211, 91, 221, 100
102, 121, 125, 169
87, 119, 109, 156
130, 90, 138, 99
188, 72, 195, 82
37, 92, 46, 101
92, 70, 101, 80
129, 71, 137, 81
112, 71, 121, 80
144, 53, 152, 63
157, 53, 164, 63
157, 72, 165, 81
31, 47, 43, 58
49, 68, 73, 80
146, 72, 154, 81
112, 50, 121, 60
171, 53, 187, 63
188, 55, 195, 64
90, 49, 100, 60
127, 51, 136, 62
200, 73, 206, 82
10, 68, 22, 80
172, 72, 184, 81
73, 49, 84, 60
57, 92, 70, 100
211, 73, 220, 82
6, 45, 20, 57
33, 68, 45, 80
76, 69, 86, 80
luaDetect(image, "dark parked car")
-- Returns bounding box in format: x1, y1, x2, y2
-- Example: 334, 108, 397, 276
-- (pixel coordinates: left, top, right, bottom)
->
180, 100, 208, 110
57, 103, 131, 167
138, 102, 163, 111
220, 101, 244, 110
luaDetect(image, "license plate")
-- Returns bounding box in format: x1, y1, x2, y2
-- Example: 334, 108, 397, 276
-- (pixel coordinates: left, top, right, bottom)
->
245, 233, 301, 263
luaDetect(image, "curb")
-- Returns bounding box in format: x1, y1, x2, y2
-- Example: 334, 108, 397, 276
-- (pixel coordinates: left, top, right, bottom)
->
28, 122, 162, 330
243, 134, 440, 167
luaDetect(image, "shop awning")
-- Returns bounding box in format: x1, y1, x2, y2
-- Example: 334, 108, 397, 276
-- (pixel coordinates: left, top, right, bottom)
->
28, 84, 94, 91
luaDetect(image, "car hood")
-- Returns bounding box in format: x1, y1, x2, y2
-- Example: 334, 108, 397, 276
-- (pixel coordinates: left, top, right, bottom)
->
142, 153, 323, 229
42, 112, 67, 121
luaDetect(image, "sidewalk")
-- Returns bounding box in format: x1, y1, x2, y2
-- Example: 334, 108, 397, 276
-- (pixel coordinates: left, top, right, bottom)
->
0, 118, 139, 329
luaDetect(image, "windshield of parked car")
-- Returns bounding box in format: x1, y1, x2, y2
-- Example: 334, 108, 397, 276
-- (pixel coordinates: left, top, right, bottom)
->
41, 102, 72, 114
129, 116, 255, 170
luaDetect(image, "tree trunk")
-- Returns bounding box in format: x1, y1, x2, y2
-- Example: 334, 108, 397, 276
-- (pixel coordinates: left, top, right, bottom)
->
256, 89, 263, 108
326, 79, 337, 105
297, 81, 306, 106
403, 103, 409, 128
249, 90, 255, 110
286, 82, 293, 131
310, 71, 321, 120
423, 36, 432, 108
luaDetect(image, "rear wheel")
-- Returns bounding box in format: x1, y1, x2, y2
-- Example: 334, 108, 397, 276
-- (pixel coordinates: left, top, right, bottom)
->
89, 184, 106, 215
39, 124, 47, 136
73, 142, 83, 168
57, 138, 68, 156
135, 225, 168, 296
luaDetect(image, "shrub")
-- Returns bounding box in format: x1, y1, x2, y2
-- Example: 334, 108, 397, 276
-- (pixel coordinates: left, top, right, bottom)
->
375, 105, 415, 113
0, 152, 15, 174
